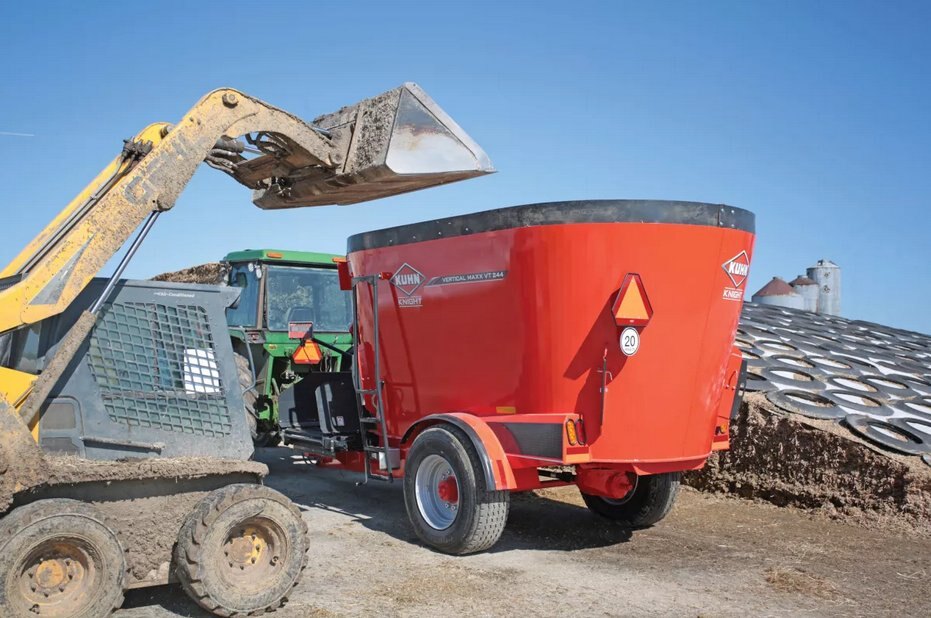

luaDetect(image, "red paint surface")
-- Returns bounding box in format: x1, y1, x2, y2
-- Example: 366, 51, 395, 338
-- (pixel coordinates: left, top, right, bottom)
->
349, 220, 754, 467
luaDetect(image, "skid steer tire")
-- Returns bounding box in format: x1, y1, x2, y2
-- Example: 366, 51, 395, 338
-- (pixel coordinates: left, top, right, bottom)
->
404, 425, 509, 555
582, 472, 681, 528
174, 484, 308, 617
234, 353, 277, 447
0, 499, 125, 618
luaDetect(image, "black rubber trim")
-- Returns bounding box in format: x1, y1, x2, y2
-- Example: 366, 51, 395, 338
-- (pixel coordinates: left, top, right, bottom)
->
347, 199, 754, 252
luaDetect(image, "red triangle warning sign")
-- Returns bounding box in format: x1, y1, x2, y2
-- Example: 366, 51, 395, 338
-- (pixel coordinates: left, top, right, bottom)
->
612, 274, 653, 326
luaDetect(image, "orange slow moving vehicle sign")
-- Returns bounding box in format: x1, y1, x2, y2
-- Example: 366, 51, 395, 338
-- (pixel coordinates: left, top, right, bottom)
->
293, 341, 323, 365
288, 320, 322, 365
612, 273, 653, 327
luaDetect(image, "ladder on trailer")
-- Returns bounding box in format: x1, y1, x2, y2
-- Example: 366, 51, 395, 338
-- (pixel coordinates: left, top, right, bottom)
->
351, 273, 395, 484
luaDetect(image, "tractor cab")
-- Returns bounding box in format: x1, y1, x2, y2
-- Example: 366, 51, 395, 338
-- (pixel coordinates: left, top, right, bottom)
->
222, 249, 356, 447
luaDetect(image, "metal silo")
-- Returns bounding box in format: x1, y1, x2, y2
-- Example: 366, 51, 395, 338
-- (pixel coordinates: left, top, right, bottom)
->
789, 275, 819, 312
751, 277, 806, 310
806, 259, 841, 315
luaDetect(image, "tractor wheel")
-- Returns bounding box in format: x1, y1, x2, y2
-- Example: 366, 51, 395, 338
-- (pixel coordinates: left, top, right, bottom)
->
0, 499, 125, 617
174, 484, 308, 617
581, 472, 681, 527
403, 425, 509, 554
234, 353, 278, 447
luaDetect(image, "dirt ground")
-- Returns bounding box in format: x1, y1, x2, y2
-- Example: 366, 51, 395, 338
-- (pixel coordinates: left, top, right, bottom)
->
116, 448, 931, 618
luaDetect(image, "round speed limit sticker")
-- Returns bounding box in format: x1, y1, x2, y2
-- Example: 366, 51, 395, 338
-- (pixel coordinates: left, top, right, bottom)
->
620, 327, 640, 356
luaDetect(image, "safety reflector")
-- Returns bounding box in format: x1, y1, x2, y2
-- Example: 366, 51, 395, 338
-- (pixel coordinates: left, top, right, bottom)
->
293, 341, 323, 365
612, 274, 653, 326
565, 420, 578, 446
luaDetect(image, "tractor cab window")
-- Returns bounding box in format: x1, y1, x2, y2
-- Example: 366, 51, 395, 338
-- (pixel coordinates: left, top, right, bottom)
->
265, 266, 351, 333
225, 264, 261, 328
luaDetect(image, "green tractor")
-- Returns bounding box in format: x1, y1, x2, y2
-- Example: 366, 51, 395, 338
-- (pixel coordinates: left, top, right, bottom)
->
223, 249, 353, 446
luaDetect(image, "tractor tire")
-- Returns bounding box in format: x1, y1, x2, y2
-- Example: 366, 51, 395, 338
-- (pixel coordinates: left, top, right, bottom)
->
174, 484, 308, 617
581, 472, 681, 527
0, 499, 125, 618
234, 352, 277, 447
403, 425, 509, 555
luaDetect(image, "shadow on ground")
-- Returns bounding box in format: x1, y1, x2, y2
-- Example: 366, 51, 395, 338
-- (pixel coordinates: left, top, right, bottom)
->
260, 447, 634, 553
121, 585, 211, 616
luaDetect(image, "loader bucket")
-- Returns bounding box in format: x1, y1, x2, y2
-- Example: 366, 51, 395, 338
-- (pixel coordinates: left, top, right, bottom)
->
252, 83, 494, 208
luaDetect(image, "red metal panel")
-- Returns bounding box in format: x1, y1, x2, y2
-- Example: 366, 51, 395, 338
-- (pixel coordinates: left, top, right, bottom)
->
349, 219, 754, 469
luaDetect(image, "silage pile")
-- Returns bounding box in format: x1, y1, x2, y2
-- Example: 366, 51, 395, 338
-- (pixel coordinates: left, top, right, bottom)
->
152, 262, 227, 285
685, 393, 931, 536
685, 302, 931, 535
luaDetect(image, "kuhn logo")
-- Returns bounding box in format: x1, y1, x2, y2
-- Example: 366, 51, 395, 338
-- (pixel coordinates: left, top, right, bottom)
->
390, 263, 425, 297
722, 251, 750, 288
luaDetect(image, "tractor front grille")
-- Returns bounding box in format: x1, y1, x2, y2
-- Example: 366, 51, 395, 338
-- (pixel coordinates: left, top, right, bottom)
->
87, 302, 232, 437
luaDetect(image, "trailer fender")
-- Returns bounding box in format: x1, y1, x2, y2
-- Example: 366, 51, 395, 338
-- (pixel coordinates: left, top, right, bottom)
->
403, 413, 517, 491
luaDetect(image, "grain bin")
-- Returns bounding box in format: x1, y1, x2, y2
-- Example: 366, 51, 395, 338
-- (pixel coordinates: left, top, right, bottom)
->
806, 259, 841, 315
789, 275, 819, 312
751, 277, 805, 310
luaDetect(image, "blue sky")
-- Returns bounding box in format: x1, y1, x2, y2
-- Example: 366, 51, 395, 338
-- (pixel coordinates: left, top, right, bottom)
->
1, 1, 928, 333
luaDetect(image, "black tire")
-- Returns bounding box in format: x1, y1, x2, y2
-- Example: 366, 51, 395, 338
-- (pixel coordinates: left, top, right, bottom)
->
174, 484, 308, 617
403, 425, 509, 555
234, 352, 277, 447
0, 499, 125, 618
581, 472, 681, 527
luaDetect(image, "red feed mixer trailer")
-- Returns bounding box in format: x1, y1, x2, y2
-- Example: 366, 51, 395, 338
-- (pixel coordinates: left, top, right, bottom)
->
298, 199, 754, 554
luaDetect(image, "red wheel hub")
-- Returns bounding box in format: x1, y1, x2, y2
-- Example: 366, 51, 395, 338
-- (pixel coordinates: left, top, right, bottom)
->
437, 475, 459, 503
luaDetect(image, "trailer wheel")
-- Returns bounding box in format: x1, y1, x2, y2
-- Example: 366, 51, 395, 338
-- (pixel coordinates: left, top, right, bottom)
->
174, 484, 308, 617
0, 499, 125, 618
234, 353, 277, 447
404, 425, 509, 554
581, 472, 681, 527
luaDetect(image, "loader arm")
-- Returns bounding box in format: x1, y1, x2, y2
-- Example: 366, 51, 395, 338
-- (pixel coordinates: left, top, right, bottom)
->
0, 84, 494, 430
0, 88, 342, 333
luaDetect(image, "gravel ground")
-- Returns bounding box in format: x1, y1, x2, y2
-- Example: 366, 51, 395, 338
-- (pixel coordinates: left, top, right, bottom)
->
115, 448, 931, 617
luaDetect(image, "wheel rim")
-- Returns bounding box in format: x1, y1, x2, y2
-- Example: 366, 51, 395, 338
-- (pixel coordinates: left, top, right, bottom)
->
15, 538, 98, 617
220, 517, 286, 591
415, 454, 460, 530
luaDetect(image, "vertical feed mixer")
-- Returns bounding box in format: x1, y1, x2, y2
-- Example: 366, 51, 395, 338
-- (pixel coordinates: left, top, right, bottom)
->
293, 199, 754, 553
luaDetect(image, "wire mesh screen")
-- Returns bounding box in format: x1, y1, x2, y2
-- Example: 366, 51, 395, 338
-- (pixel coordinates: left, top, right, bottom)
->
87, 302, 232, 436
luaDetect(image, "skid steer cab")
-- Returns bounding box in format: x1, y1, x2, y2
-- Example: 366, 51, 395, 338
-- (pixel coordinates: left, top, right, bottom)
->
278, 199, 755, 556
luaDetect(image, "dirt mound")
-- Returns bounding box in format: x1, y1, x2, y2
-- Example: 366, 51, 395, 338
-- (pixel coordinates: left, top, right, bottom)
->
152, 262, 227, 285
685, 393, 931, 536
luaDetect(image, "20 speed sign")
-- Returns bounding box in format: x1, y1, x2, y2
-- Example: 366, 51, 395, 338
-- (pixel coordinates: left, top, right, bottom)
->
620, 327, 640, 356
